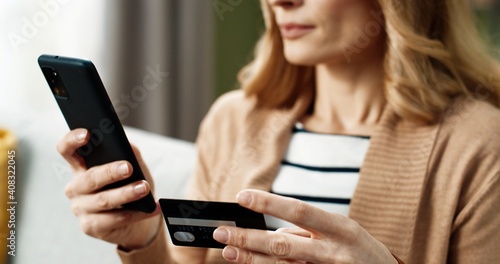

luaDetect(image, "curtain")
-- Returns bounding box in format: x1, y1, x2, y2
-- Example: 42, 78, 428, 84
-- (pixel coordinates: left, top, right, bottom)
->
103, 0, 214, 142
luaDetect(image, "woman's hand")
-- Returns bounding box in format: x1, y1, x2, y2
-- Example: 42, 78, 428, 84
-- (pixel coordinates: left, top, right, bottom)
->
57, 128, 162, 251
213, 189, 398, 264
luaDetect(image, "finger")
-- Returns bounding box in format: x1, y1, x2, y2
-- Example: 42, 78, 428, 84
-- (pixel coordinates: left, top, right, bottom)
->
276, 227, 312, 238
221, 246, 306, 264
65, 161, 132, 197
57, 128, 89, 171
71, 180, 151, 214
214, 226, 319, 263
236, 189, 341, 234
79, 205, 161, 239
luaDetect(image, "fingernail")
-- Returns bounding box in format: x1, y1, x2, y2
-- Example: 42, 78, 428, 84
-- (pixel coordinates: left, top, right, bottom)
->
213, 228, 228, 243
133, 182, 147, 195
236, 191, 251, 206
117, 163, 129, 176
223, 246, 237, 261
75, 131, 87, 141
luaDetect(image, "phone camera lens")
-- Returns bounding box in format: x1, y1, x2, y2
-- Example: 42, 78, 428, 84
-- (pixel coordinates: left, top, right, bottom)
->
42, 66, 68, 99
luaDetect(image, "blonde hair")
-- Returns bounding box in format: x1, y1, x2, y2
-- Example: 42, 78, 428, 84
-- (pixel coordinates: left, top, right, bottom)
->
239, 0, 500, 122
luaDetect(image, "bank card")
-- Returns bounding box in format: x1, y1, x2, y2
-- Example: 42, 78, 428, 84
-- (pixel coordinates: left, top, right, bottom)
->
159, 198, 267, 248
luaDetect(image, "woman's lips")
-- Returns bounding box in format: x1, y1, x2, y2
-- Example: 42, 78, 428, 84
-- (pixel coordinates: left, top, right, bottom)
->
279, 23, 315, 40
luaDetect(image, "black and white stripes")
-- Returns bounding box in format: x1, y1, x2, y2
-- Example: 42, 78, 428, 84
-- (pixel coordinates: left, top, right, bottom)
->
266, 124, 370, 230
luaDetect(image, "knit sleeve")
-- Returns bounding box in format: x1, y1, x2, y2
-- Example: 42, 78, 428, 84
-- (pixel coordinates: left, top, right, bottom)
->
446, 101, 500, 263
392, 254, 405, 264
447, 168, 500, 263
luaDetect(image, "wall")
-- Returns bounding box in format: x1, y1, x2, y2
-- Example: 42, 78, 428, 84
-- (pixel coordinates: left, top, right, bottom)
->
213, 0, 264, 98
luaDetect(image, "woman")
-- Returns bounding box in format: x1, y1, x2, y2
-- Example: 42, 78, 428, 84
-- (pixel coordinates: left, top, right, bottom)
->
58, 0, 500, 263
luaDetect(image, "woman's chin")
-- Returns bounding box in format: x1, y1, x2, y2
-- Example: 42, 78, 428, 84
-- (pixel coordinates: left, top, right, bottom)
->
284, 54, 318, 66
284, 54, 347, 67
283, 45, 349, 66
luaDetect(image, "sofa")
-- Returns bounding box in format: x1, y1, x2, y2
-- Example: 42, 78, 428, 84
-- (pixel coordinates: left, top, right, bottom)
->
1, 110, 196, 264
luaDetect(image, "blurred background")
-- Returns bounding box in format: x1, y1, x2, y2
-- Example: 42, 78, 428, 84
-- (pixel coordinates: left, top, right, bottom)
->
0, 0, 498, 142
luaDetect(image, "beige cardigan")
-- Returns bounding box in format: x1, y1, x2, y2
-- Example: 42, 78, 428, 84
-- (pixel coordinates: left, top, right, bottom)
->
119, 90, 500, 263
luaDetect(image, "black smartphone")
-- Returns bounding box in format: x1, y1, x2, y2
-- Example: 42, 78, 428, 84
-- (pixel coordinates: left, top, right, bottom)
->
38, 54, 156, 213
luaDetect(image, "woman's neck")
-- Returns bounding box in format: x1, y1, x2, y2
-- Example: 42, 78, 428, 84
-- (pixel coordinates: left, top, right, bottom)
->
302, 54, 386, 136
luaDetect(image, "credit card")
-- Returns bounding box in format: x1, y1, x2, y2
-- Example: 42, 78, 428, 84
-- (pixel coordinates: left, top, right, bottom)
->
159, 198, 267, 248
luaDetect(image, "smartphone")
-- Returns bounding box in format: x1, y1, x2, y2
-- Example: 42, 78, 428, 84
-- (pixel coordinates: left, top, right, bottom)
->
38, 54, 156, 213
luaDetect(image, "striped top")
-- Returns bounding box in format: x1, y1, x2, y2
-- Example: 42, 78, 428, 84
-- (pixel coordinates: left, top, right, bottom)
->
266, 123, 370, 229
